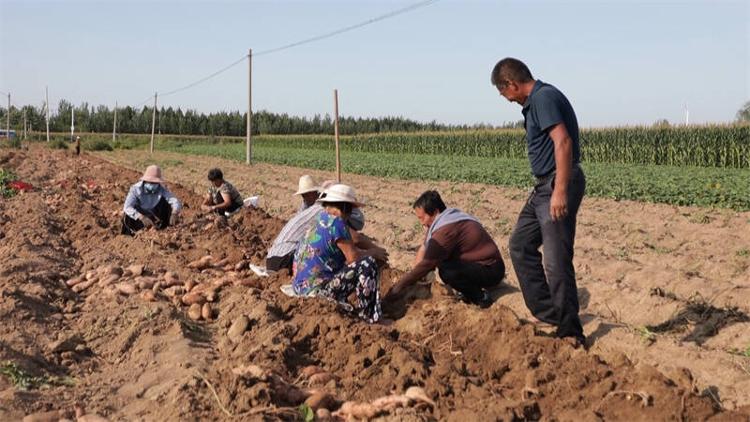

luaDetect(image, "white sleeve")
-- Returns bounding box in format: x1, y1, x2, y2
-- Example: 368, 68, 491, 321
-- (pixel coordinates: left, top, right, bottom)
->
123, 185, 141, 219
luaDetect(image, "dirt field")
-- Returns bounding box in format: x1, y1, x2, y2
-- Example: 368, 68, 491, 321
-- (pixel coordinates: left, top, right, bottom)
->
1, 145, 748, 421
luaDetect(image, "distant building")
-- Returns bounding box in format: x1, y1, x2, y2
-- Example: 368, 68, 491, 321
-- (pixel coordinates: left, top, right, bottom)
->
0, 129, 17, 139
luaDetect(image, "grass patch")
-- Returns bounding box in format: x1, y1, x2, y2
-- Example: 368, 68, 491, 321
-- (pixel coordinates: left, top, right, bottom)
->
48, 139, 69, 150
0, 168, 18, 198
0, 361, 75, 390
82, 139, 113, 151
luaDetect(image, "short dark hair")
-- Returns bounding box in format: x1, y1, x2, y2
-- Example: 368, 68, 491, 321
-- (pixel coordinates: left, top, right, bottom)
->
321, 201, 353, 216
207, 168, 223, 181
413, 190, 446, 216
491, 57, 533, 86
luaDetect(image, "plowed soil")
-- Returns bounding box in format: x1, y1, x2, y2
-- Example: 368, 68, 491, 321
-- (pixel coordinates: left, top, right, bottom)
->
1, 145, 748, 421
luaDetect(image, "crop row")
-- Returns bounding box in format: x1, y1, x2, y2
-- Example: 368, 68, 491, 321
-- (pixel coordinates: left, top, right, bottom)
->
154, 142, 750, 211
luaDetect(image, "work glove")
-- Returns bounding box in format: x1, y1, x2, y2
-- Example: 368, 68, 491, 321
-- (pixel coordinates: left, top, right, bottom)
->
169, 212, 179, 226
139, 215, 155, 228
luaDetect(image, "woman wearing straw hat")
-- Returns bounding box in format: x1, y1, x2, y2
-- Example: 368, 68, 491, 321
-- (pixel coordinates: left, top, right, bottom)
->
121, 165, 182, 236
292, 184, 387, 323
295, 174, 321, 212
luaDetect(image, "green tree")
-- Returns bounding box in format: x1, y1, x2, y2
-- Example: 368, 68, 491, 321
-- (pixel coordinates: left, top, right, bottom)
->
736, 101, 750, 122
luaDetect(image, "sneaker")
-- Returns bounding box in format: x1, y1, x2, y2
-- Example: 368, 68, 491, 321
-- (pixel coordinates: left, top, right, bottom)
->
476, 291, 493, 309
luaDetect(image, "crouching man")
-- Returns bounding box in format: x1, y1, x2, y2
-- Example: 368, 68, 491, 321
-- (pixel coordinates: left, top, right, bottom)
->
385, 190, 505, 308
121, 165, 182, 236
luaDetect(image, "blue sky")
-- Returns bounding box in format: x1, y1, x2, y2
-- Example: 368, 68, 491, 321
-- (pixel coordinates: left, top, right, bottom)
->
1, 0, 748, 127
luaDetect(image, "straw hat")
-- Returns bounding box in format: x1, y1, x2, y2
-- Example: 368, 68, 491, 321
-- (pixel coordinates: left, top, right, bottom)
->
317, 184, 364, 207
141, 165, 165, 184
294, 175, 320, 195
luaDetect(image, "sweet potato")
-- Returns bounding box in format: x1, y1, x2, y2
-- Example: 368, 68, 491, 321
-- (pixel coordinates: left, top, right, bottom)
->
404, 386, 435, 406
66, 275, 85, 287
187, 255, 213, 270
201, 303, 212, 320
98, 265, 123, 277
100, 273, 121, 286
184, 280, 195, 292
308, 372, 335, 387
135, 276, 156, 290
305, 391, 337, 411
163, 271, 180, 286
336, 401, 379, 419
163, 286, 184, 298
187, 303, 202, 320
115, 282, 137, 295
77, 414, 110, 422
372, 395, 409, 410
72, 280, 96, 293
141, 290, 156, 302
204, 289, 217, 302
126, 264, 144, 277
232, 364, 266, 379
213, 257, 231, 268
234, 260, 248, 271
181, 292, 206, 306
301, 365, 326, 378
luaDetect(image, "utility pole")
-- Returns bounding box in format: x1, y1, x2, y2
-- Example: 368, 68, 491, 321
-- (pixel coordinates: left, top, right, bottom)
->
70, 107, 75, 142
45, 86, 50, 142
113, 101, 117, 142
23, 109, 27, 140
5, 93, 9, 141
685, 103, 689, 126
251, 48, 253, 164
150, 92, 157, 154
333, 89, 341, 183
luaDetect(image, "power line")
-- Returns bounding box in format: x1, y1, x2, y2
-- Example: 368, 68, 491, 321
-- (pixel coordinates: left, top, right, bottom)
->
140, 0, 441, 104
159, 55, 247, 98
255, 0, 441, 57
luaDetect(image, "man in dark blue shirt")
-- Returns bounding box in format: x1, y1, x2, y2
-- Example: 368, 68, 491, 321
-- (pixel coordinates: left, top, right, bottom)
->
491, 57, 587, 347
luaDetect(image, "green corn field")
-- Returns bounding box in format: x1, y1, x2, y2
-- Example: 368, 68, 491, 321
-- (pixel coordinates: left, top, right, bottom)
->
248, 124, 749, 169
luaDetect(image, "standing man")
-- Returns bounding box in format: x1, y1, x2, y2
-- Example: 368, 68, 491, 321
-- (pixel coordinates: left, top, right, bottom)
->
491, 58, 586, 346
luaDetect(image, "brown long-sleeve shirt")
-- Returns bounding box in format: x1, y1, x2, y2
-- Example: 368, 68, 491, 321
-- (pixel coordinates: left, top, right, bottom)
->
399, 220, 502, 285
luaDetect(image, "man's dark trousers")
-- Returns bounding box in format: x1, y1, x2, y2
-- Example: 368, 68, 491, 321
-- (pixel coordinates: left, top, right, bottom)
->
438, 260, 505, 304
509, 166, 586, 341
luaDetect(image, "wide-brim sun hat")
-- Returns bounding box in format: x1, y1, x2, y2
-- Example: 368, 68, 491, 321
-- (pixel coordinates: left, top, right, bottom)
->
294, 175, 320, 195
141, 165, 165, 184
317, 183, 365, 207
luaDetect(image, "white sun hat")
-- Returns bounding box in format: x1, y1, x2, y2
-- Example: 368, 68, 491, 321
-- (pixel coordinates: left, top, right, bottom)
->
294, 175, 320, 195
317, 183, 365, 207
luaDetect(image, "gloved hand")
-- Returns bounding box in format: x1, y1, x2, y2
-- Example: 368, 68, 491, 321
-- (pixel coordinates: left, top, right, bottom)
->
139, 215, 155, 228
169, 212, 179, 226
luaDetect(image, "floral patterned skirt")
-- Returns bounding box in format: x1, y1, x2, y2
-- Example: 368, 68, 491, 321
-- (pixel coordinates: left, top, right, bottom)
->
319, 256, 381, 323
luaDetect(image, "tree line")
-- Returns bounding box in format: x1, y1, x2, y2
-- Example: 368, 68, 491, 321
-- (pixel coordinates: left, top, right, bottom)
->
0, 100, 523, 136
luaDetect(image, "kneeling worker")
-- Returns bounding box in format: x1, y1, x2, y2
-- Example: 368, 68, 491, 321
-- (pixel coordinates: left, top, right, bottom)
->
122, 165, 182, 235
385, 190, 505, 308
200, 168, 244, 216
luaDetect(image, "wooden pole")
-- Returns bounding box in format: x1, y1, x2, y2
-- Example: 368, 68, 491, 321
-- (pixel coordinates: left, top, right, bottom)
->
150, 92, 157, 154
23, 110, 27, 140
333, 89, 341, 183
5, 93, 9, 141
112, 101, 117, 142
45, 86, 50, 142
70, 107, 75, 142
251, 48, 253, 164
